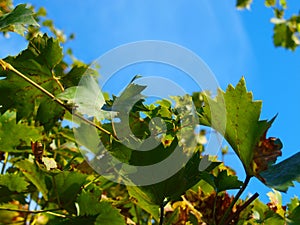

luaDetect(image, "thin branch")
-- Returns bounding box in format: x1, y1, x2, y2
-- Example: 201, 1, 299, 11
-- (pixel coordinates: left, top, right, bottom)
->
0, 207, 62, 214
224, 192, 259, 225
218, 175, 252, 225
212, 192, 218, 225
0, 59, 113, 137
1, 152, 8, 174
159, 203, 164, 225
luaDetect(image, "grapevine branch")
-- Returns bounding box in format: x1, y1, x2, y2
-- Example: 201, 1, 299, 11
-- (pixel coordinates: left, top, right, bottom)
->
218, 175, 252, 225
0, 207, 62, 214
0, 59, 114, 137
159, 203, 164, 225
224, 192, 259, 225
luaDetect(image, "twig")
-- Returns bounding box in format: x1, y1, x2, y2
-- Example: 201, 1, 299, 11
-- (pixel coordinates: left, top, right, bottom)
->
224, 192, 259, 225
212, 192, 218, 225
0, 207, 61, 214
0, 59, 113, 137
159, 203, 164, 225
218, 175, 252, 225
1, 152, 8, 174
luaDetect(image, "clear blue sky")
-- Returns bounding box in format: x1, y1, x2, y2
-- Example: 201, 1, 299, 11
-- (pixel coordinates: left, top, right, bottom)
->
1, 0, 300, 204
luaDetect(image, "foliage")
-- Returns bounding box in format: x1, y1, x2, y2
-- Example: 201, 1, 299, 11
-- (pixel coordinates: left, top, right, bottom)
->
0, 1, 299, 225
237, 0, 300, 50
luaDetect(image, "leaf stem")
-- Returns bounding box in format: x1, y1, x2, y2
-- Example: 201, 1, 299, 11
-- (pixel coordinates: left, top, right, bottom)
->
159, 203, 164, 225
224, 192, 259, 225
212, 192, 218, 225
218, 175, 252, 225
0, 59, 114, 137
1, 152, 8, 174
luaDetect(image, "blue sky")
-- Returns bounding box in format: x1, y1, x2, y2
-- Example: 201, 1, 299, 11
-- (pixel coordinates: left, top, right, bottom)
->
1, 0, 300, 204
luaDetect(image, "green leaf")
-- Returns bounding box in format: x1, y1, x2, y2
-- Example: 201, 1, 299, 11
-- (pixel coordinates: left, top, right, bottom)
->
260, 152, 300, 192
287, 197, 299, 214
0, 34, 65, 130
288, 205, 300, 224
61, 64, 89, 87
0, 186, 27, 203
57, 75, 108, 121
265, 0, 276, 7
214, 170, 243, 193
128, 152, 219, 211
273, 22, 298, 50
200, 77, 273, 175
0, 111, 43, 152
47, 216, 97, 225
76, 189, 102, 216
0, 174, 29, 192
95, 201, 126, 225
251, 199, 285, 224
127, 186, 160, 221
15, 159, 49, 200
236, 0, 253, 9
0, 4, 39, 36
51, 171, 88, 214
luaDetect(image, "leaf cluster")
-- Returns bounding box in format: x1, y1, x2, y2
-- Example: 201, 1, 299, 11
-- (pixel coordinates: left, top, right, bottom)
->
0, 2, 299, 225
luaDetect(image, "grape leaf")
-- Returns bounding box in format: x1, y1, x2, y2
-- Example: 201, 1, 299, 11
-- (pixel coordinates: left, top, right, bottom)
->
260, 152, 300, 192
61, 64, 89, 87
57, 75, 107, 121
128, 152, 220, 211
200, 77, 274, 176
0, 34, 64, 130
95, 201, 126, 225
15, 159, 49, 200
0, 174, 29, 192
265, 0, 276, 7
0, 4, 39, 35
236, 0, 253, 9
0, 111, 42, 152
47, 216, 97, 225
50, 171, 88, 214
288, 205, 300, 224
214, 170, 243, 193
76, 189, 102, 216
127, 186, 160, 221
273, 22, 298, 51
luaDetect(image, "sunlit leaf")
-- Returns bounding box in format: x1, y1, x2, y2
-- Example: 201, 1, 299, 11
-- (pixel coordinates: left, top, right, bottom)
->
0, 34, 64, 130
200, 77, 274, 176
0, 111, 42, 152
0, 174, 29, 192
236, 0, 253, 9
0, 4, 39, 35
15, 159, 49, 200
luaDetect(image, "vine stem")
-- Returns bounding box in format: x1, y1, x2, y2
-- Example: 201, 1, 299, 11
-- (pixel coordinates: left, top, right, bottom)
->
224, 192, 259, 225
1, 152, 8, 174
0, 59, 113, 137
0, 207, 61, 214
159, 203, 164, 225
218, 175, 252, 225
